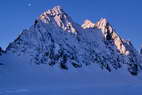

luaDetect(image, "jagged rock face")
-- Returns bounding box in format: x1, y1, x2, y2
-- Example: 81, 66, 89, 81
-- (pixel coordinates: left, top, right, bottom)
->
6, 6, 142, 75
82, 18, 142, 75
39, 6, 77, 33
94, 18, 128, 55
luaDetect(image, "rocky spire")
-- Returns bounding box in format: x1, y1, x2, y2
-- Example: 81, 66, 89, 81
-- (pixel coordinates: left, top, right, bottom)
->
95, 18, 111, 32
82, 20, 95, 29
94, 18, 130, 55
81, 18, 129, 55
38, 6, 76, 33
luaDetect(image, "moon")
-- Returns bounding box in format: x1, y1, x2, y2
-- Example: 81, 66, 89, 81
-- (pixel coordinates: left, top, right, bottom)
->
28, 3, 32, 7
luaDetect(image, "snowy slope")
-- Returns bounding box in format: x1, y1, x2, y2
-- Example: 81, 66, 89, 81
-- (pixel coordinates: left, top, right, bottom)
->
1, 53, 142, 95
0, 6, 142, 95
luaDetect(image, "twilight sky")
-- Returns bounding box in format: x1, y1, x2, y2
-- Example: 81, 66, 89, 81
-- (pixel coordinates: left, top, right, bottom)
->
0, 0, 142, 49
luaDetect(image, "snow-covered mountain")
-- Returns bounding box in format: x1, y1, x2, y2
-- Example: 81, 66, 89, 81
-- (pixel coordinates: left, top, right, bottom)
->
1, 6, 142, 95
4, 6, 142, 75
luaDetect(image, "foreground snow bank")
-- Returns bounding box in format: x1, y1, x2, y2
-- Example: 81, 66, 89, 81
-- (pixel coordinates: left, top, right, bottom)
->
0, 54, 142, 95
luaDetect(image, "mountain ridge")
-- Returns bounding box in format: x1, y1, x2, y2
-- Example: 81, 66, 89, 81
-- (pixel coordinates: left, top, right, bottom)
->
1, 6, 142, 76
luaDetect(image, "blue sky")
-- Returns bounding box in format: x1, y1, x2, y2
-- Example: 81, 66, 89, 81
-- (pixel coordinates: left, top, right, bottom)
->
0, 0, 142, 49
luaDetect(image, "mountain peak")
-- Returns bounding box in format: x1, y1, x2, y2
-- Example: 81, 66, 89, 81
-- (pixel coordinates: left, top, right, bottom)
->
38, 6, 76, 33
82, 18, 109, 30
97, 18, 108, 24
94, 18, 110, 32
46, 5, 64, 16
81, 18, 129, 55
82, 19, 95, 29
39, 5, 65, 22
